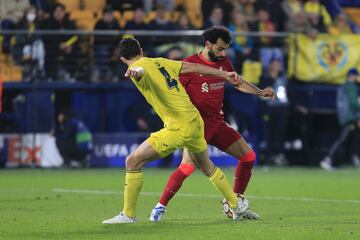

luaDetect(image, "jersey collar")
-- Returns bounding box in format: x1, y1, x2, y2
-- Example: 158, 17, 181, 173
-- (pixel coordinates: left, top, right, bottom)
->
198, 52, 219, 66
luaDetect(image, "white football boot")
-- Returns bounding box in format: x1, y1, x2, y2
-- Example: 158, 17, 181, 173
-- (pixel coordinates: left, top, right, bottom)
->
243, 209, 260, 220
231, 196, 249, 220
102, 212, 137, 224
149, 203, 166, 222
223, 197, 260, 220
320, 157, 334, 171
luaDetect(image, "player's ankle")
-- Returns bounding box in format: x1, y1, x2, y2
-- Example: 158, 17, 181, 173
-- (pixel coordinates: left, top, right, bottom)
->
156, 202, 166, 208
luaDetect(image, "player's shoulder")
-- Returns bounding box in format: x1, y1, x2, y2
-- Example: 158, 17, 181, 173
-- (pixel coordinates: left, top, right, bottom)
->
183, 54, 201, 63
154, 57, 178, 65
221, 56, 232, 65
134, 57, 151, 66
220, 56, 234, 70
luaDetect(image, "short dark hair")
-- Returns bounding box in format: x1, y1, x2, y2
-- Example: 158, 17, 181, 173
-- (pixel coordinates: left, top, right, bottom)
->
201, 26, 231, 45
118, 38, 141, 60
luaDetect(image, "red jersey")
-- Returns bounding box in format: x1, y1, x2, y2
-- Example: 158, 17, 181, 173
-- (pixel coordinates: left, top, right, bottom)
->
179, 53, 234, 120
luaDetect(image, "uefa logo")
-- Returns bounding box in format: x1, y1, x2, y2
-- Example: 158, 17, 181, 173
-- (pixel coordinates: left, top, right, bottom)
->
317, 40, 349, 71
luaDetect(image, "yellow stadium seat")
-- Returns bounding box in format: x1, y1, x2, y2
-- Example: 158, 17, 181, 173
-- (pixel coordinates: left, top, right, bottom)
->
57, 0, 80, 11
76, 19, 96, 30
10, 65, 23, 82
0, 63, 22, 82
113, 11, 122, 22
70, 10, 94, 20
0, 64, 10, 81
183, 0, 202, 28
83, 0, 106, 11
184, 0, 201, 12
187, 11, 203, 29
119, 18, 127, 28
144, 11, 172, 23
164, 12, 172, 21
170, 11, 181, 23
0, 53, 13, 65
0, 51, 6, 62
144, 11, 156, 23
123, 10, 135, 21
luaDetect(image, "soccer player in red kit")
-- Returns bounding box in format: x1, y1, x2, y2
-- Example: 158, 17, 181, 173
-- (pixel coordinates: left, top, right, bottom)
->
150, 27, 274, 221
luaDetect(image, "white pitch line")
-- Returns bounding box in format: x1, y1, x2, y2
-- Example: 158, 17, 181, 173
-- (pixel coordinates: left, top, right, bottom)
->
52, 188, 360, 204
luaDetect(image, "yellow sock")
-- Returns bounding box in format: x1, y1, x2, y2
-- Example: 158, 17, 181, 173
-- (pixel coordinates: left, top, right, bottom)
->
209, 167, 238, 208
123, 170, 143, 218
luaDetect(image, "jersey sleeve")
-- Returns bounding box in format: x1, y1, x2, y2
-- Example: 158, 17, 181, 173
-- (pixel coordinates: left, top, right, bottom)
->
179, 57, 194, 87
157, 58, 183, 76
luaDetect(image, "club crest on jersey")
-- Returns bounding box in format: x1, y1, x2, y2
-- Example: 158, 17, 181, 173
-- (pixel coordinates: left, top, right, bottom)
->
201, 82, 209, 93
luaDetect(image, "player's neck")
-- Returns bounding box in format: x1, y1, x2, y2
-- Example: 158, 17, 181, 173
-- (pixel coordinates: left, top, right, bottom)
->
199, 50, 216, 65
127, 55, 142, 65
199, 50, 213, 63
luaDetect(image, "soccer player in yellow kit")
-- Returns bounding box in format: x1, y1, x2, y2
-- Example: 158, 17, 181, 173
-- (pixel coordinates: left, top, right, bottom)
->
102, 38, 248, 224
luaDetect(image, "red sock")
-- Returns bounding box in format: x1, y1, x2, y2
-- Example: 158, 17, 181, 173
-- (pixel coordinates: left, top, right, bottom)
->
233, 150, 256, 194
159, 163, 195, 206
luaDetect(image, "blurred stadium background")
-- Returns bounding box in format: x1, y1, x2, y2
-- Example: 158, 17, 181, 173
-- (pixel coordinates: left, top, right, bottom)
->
1, 0, 360, 169
1, 1, 360, 239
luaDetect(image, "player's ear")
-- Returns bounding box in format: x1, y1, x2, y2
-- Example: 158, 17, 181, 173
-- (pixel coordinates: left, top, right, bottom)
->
140, 48, 144, 56
205, 40, 212, 49
120, 57, 127, 64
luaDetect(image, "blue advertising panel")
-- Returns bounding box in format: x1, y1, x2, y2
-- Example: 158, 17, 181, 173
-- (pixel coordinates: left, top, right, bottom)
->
90, 133, 258, 167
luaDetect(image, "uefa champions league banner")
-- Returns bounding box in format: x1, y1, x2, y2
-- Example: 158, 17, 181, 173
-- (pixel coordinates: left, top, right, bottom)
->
0, 133, 242, 168
288, 33, 360, 84
91, 133, 239, 167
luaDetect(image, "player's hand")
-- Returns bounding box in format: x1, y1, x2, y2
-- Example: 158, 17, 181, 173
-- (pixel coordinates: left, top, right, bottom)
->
261, 87, 275, 100
125, 67, 144, 79
226, 72, 242, 86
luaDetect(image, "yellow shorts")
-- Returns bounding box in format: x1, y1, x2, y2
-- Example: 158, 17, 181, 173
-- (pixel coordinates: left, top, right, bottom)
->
147, 116, 207, 158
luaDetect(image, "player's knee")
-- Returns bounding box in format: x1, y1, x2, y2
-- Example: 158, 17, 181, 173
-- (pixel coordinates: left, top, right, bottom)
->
179, 163, 195, 176
125, 153, 143, 170
239, 150, 256, 163
200, 162, 216, 176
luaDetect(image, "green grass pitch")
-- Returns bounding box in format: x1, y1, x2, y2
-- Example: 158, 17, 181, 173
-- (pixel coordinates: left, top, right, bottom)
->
0, 167, 359, 240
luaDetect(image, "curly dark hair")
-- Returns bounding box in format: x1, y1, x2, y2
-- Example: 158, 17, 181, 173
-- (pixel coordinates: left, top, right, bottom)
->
201, 26, 231, 45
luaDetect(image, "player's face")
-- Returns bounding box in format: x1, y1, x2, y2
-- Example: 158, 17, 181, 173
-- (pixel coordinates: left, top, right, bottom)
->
208, 38, 229, 62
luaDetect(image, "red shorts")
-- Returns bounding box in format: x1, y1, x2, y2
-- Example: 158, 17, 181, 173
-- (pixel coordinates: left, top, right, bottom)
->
203, 119, 242, 151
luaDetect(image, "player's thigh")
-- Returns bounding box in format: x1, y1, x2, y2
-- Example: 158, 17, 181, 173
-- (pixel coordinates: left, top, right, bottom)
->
147, 128, 183, 158
127, 140, 160, 170
209, 121, 249, 158
224, 138, 252, 159
181, 148, 196, 165
183, 116, 207, 153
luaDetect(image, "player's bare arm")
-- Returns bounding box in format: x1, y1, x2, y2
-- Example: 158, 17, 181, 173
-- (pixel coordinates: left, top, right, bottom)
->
181, 62, 241, 85
234, 76, 275, 100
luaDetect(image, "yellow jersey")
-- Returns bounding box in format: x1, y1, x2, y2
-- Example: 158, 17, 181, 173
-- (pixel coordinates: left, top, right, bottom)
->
129, 57, 200, 130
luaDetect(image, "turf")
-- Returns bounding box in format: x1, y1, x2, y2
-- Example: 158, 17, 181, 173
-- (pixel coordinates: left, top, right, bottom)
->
0, 167, 359, 240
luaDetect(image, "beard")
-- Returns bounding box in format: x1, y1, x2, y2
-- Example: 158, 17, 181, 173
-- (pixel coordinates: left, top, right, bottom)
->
208, 49, 224, 62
